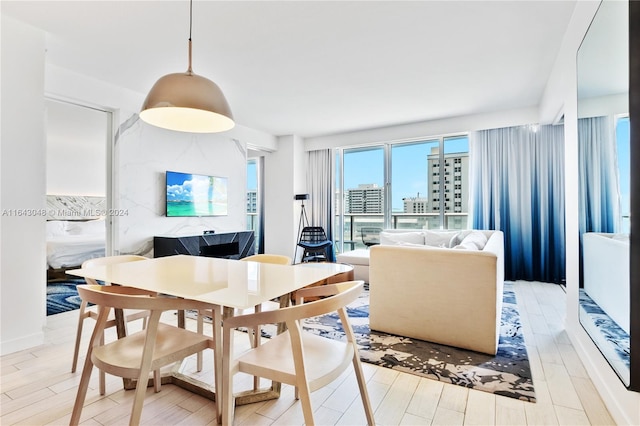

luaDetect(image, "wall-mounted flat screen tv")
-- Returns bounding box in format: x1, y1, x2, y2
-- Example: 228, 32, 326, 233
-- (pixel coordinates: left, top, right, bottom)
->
166, 170, 228, 217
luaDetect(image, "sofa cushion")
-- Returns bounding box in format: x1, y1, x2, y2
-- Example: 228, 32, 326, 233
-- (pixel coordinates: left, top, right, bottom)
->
453, 230, 488, 250
380, 231, 425, 246
336, 249, 370, 266
423, 230, 461, 248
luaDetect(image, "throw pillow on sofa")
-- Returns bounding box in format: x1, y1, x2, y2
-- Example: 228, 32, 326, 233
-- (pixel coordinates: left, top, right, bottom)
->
380, 231, 425, 246
424, 230, 461, 248
453, 230, 488, 250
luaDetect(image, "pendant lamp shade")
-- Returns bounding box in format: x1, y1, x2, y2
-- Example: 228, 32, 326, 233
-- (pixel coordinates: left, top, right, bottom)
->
140, 70, 234, 133
139, 0, 234, 134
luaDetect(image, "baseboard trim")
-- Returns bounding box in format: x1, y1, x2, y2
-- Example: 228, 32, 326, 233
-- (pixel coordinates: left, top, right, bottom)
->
0, 331, 45, 356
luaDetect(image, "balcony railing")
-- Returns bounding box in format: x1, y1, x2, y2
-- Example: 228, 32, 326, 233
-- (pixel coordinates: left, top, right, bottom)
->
335, 212, 468, 252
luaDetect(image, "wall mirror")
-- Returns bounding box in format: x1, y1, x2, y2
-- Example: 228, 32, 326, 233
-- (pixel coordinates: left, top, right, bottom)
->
577, 0, 634, 388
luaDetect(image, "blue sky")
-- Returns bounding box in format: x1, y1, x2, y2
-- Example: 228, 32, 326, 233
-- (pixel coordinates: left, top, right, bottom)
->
247, 161, 257, 190
247, 138, 470, 211
167, 171, 225, 202
343, 137, 469, 211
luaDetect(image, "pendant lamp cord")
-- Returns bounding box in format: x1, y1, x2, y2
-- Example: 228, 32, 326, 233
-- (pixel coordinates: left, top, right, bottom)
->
187, 0, 193, 74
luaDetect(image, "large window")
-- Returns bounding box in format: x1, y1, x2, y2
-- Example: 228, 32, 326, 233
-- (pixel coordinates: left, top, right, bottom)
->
616, 115, 630, 233
340, 147, 384, 249
335, 135, 469, 251
391, 140, 439, 230
247, 159, 260, 252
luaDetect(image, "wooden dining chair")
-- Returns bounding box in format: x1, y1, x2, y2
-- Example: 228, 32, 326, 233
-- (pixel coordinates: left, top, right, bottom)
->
71, 255, 150, 396
70, 284, 221, 426
196, 253, 292, 350
221, 280, 375, 426
195, 253, 292, 389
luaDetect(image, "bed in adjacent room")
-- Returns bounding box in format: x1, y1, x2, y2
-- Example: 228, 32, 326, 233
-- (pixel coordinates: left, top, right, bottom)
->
46, 195, 106, 281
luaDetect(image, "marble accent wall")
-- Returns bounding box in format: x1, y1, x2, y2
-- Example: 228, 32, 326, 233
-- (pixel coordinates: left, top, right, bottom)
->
46, 195, 106, 219
115, 116, 247, 256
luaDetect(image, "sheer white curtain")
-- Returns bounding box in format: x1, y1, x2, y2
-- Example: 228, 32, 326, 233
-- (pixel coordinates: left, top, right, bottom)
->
306, 149, 335, 255
578, 116, 621, 235
470, 124, 565, 283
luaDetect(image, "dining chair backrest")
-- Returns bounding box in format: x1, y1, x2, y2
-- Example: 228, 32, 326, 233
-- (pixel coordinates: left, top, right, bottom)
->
70, 284, 219, 426
77, 284, 216, 312
225, 281, 362, 329
71, 254, 150, 394
221, 280, 375, 425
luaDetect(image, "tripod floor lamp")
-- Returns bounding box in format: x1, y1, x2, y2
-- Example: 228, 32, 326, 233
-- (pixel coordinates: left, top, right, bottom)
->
294, 194, 310, 260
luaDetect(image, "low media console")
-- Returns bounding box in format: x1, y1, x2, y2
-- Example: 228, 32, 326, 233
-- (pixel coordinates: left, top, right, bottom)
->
153, 231, 255, 259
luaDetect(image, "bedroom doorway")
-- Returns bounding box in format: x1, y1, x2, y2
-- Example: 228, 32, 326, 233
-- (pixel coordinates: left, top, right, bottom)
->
45, 98, 113, 289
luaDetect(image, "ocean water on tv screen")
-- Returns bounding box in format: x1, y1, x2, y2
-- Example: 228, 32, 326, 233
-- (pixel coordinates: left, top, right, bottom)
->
167, 201, 226, 217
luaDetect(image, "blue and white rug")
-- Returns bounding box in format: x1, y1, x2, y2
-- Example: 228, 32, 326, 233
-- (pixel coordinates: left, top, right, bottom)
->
202, 282, 535, 401
46, 278, 86, 315
299, 282, 535, 402
578, 289, 630, 368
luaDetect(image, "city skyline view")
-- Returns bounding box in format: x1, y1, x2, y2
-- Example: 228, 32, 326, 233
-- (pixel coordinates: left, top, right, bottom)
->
247, 137, 471, 215
343, 136, 469, 212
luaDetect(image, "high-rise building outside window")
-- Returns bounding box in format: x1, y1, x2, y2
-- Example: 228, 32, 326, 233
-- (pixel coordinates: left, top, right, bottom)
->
335, 135, 469, 251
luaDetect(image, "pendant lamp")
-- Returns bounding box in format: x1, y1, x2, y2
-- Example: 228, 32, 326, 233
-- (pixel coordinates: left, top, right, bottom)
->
140, 0, 234, 133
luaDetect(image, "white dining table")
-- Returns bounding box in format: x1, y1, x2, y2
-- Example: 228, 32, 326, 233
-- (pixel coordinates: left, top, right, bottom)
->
67, 255, 354, 405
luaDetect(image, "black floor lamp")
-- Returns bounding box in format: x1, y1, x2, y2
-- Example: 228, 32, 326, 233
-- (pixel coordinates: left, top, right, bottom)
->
294, 194, 309, 260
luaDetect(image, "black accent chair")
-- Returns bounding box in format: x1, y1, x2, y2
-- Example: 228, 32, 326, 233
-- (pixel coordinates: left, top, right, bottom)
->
361, 227, 382, 248
297, 226, 335, 262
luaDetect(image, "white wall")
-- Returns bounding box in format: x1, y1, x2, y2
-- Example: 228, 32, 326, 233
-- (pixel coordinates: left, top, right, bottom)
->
114, 119, 250, 256
0, 11, 277, 355
46, 99, 108, 196
304, 106, 539, 151
0, 16, 47, 355
263, 135, 307, 258
546, 1, 640, 424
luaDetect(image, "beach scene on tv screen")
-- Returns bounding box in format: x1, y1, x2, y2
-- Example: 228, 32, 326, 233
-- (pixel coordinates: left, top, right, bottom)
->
166, 172, 228, 217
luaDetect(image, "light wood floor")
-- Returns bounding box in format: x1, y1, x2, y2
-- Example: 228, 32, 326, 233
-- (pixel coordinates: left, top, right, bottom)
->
1, 281, 616, 425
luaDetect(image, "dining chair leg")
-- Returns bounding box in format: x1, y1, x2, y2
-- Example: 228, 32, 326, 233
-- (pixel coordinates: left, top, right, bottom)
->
252, 304, 263, 391
211, 307, 223, 421
221, 328, 235, 426
129, 311, 161, 426
71, 301, 89, 373
153, 369, 161, 393
352, 356, 375, 425
69, 346, 95, 425
297, 382, 314, 425
99, 333, 106, 396
197, 311, 204, 372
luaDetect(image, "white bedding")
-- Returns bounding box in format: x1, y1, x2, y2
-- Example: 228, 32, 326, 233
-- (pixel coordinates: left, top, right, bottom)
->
46, 219, 106, 269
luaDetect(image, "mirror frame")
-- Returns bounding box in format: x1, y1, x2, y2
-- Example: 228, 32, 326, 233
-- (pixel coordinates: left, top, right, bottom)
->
577, 0, 638, 391
629, 0, 639, 391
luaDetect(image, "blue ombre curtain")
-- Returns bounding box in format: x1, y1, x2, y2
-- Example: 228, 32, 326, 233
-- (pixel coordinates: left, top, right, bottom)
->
577, 116, 621, 235
470, 124, 565, 283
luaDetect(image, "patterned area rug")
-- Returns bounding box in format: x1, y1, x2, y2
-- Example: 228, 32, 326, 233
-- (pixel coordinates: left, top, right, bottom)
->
578, 289, 630, 368
46, 278, 86, 315
190, 282, 535, 402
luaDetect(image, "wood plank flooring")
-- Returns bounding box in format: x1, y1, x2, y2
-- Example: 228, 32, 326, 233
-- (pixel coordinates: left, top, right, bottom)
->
1, 281, 616, 425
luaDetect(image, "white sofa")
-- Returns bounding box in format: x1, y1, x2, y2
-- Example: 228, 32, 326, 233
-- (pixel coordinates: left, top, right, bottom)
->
368, 229, 504, 355
336, 249, 371, 282
583, 232, 630, 334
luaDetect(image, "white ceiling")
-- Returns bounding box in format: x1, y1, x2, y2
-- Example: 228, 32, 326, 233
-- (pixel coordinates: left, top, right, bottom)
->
2, 1, 578, 138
